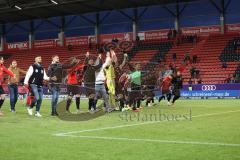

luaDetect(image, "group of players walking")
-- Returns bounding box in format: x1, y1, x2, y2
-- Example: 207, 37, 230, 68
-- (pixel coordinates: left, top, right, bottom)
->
0, 49, 183, 117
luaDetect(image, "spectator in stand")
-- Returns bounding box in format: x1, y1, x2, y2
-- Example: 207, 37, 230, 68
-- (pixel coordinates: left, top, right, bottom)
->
135, 35, 140, 47
233, 40, 238, 50
192, 54, 198, 64
193, 34, 198, 45
231, 76, 236, 83
234, 74, 240, 83
173, 29, 177, 38
172, 53, 177, 62
88, 37, 92, 49
167, 29, 173, 40
197, 78, 202, 84
191, 35, 195, 43
235, 39, 240, 50
184, 53, 190, 64
237, 39, 240, 50
222, 62, 227, 69
195, 68, 200, 78
190, 66, 196, 78
67, 45, 73, 51
225, 74, 232, 83
158, 52, 165, 63
188, 78, 192, 85
136, 35, 140, 42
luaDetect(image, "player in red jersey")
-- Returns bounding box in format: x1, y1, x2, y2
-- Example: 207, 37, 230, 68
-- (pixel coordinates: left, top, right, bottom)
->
158, 74, 173, 106
65, 63, 84, 113
113, 52, 128, 111
0, 56, 15, 116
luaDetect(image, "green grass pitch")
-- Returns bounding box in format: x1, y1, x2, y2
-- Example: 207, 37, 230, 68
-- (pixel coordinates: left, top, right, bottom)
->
0, 99, 240, 160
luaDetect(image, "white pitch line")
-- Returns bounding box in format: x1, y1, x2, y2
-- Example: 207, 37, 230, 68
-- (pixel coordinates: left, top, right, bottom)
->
54, 109, 240, 136
58, 135, 240, 147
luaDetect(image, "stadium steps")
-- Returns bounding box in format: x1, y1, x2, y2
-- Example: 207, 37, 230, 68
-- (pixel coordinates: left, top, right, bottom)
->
128, 40, 173, 69
189, 39, 206, 56
130, 50, 157, 63
164, 34, 238, 84
220, 36, 240, 62
1, 45, 97, 71
220, 36, 240, 80
194, 34, 238, 84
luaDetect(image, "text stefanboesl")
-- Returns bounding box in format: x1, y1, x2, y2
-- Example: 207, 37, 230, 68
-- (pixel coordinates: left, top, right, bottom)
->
119, 109, 192, 122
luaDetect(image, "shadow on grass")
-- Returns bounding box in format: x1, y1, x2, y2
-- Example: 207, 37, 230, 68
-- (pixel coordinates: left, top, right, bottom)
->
56, 100, 106, 121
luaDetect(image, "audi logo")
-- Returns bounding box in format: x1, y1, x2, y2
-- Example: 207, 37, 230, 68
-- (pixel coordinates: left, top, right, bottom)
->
201, 85, 217, 91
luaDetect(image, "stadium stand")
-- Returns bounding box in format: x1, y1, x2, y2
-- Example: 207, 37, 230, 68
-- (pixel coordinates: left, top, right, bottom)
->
3, 46, 97, 71
125, 33, 239, 84
1, 33, 239, 84
194, 34, 238, 84
220, 36, 240, 62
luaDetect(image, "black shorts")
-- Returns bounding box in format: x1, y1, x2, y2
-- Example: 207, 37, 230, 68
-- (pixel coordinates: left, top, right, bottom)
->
173, 89, 181, 97
84, 84, 95, 97
115, 82, 124, 95
146, 86, 155, 97
129, 85, 142, 100
67, 84, 81, 96
0, 86, 5, 94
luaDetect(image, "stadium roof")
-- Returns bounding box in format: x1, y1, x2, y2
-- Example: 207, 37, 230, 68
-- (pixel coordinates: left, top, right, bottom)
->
0, 0, 199, 23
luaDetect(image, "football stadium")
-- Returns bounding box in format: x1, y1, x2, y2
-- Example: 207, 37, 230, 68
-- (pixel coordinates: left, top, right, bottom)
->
0, 0, 240, 160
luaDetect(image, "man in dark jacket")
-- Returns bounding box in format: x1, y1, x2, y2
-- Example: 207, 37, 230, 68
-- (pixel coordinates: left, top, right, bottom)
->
47, 55, 78, 116
83, 52, 103, 111
24, 56, 56, 117
171, 71, 183, 105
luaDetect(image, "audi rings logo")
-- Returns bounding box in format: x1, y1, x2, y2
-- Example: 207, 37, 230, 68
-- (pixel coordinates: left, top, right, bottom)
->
201, 85, 217, 91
